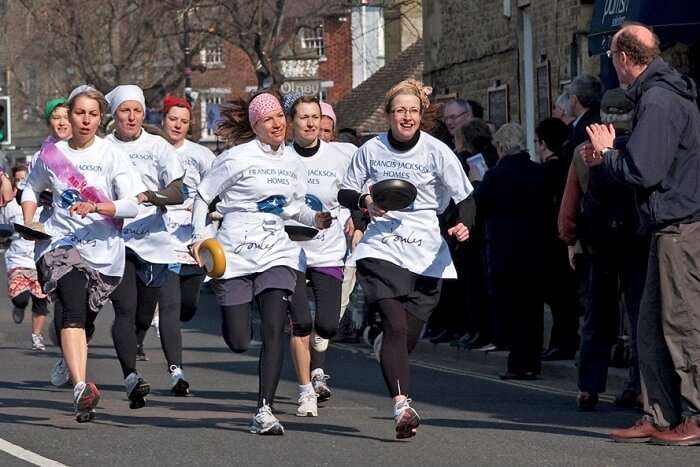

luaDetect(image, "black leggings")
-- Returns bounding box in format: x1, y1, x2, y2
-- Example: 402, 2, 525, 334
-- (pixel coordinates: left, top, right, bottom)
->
221, 289, 294, 407
12, 291, 49, 316
51, 298, 98, 349
179, 270, 206, 322
289, 270, 342, 370
137, 270, 205, 366
110, 255, 160, 378
374, 298, 425, 397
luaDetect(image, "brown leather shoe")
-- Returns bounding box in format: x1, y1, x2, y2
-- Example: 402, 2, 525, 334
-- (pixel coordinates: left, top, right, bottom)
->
610, 418, 663, 443
650, 418, 700, 446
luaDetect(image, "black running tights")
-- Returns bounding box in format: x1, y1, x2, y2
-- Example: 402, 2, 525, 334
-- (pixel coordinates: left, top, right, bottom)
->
110, 256, 160, 378
221, 289, 290, 408
375, 298, 425, 397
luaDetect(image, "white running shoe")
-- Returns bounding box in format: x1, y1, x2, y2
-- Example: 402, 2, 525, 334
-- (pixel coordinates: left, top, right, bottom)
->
311, 369, 332, 402
125, 372, 150, 409
50, 358, 71, 387
296, 391, 318, 417
73, 382, 100, 423
169, 365, 191, 396
32, 333, 46, 351
373, 332, 383, 363
310, 330, 329, 352
394, 397, 420, 439
249, 403, 284, 435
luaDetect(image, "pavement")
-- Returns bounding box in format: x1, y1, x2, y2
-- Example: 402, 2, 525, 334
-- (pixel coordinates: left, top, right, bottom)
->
1, 263, 697, 466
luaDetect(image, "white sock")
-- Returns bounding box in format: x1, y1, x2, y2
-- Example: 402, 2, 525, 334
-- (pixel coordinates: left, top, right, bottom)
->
299, 383, 314, 395
74, 381, 86, 398
311, 368, 324, 378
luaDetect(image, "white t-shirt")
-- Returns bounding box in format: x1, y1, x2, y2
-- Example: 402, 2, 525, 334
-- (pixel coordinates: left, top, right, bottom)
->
106, 131, 186, 264
341, 131, 473, 278
287, 140, 351, 267
22, 137, 144, 277
0, 200, 44, 270
330, 142, 357, 228
195, 139, 311, 279
162, 139, 216, 263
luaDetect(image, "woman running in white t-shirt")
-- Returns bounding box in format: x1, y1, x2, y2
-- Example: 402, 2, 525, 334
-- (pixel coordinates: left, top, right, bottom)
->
21, 85, 144, 422
338, 80, 475, 439
191, 92, 330, 435
104, 85, 188, 407
282, 93, 353, 417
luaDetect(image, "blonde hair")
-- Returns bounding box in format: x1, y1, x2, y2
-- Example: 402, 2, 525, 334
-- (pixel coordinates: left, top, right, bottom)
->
493, 122, 526, 156
384, 79, 438, 131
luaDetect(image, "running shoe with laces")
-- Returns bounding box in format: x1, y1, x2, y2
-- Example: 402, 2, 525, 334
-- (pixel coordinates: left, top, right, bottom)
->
249, 403, 284, 435
32, 333, 46, 351
394, 397, 420, 439
136, 344, 148, 361
310, 330, 329, 352
50, 358, 71, 387
311, 369, 332, 402
125, 372, 150, 409
74, 382, 100, 423
169, 365, 191, 396
296, 391, 318, 417
12, 306, 25, 324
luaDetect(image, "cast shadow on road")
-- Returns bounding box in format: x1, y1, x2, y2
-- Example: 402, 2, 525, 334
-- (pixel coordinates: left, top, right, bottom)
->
420, 418, 610, 439
89, 412, 403, 443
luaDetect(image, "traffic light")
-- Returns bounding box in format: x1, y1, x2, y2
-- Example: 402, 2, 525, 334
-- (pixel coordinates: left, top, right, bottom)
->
0, 96, 10, 145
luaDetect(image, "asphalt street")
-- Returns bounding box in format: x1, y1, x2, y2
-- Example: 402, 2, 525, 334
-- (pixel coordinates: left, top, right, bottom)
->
0, 272, 697, 466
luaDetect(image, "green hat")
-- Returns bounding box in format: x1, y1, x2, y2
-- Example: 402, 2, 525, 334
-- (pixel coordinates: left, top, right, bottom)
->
44, 97, 67, 122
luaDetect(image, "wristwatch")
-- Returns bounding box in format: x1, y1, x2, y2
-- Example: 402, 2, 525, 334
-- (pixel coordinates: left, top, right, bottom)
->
599, 147, 614, 157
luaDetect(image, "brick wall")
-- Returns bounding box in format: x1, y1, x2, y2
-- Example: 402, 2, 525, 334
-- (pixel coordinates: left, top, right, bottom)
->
318, 16, 353, 105
423, 0, 597, 126
190, 43, 257, 140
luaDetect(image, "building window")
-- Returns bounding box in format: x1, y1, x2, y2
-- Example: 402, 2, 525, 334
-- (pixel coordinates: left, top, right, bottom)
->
200, 45, 224, 68
300, 26, 325, 57
200, 95, 223, 141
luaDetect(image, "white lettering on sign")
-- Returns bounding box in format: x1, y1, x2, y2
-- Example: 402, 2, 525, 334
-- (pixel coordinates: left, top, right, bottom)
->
602, 0, 630, 24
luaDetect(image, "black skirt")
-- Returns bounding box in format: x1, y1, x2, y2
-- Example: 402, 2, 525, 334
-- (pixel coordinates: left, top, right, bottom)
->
356, 258, 442, 322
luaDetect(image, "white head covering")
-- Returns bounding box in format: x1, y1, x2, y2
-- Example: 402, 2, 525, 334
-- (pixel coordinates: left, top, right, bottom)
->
105, 85, 145, 115
67, 84, 98, 103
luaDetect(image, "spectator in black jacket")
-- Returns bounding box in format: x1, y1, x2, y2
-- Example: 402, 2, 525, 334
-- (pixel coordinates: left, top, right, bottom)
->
535, 118, 580, 362
584, 23, 700, 445
474, 123, 548, 380
561, 74, 603, 164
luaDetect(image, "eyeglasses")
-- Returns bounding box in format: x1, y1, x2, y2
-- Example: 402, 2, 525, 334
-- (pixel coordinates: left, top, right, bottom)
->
392, 107, 421, 117
606, 49, 620, 59
443, 111, 467, 122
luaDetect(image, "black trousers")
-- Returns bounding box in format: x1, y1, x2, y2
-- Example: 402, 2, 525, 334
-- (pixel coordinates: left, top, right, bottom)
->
543, 243, 579, 353
578, 239, 647, 395
490, 272, 543, 374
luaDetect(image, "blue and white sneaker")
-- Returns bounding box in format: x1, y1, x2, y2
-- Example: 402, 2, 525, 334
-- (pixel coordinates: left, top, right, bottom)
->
249, 403, 284, 435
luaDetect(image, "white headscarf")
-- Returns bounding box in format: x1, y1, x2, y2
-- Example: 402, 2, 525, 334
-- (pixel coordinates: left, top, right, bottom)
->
105, 85, 145, 115
67, 84, 98, 103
